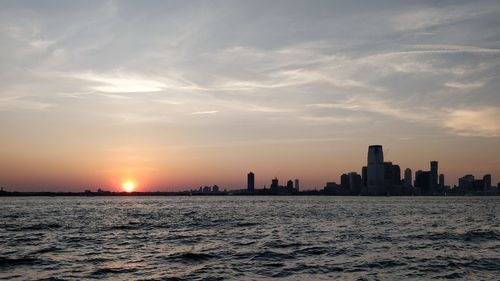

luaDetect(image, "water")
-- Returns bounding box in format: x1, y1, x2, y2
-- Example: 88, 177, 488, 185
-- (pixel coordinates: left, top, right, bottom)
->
1, 196, 499, 280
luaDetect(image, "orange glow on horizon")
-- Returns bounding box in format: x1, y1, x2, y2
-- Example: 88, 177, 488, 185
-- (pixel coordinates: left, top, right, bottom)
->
122, 181, 136, 192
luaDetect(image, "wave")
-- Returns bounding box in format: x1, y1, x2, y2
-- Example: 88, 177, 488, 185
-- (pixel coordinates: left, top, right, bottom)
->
165, 252, 216, 263
0, 256, 41, 268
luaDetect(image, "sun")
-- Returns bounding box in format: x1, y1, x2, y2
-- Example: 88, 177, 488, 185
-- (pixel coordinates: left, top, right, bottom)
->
122, 181, 136, 192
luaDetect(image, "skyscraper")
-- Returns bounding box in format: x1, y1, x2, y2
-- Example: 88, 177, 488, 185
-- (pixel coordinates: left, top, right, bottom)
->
483, 174, 492, 191
404, 168, 412, 187
367, 145, 384, 195
430, 161, 438, 194
294, 179, 300, 191
439, 174, 445, 188
247, 172, 255, 193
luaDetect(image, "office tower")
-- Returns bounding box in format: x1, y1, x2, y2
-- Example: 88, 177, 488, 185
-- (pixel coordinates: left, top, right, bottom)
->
294, 179, 300, 191
415, 171, 431, 195
430, 161, 438, 194
287, 180, 294, 190
458, 175, 474, 192
362, 166, 367, 187
483, 174, 491, 190
367, 145, 384, 195
271, 177, 279, 191
212, 185, 219, 192
247, 172, 255, 193
404, 168, 412, 186
392, 164, 401, 185
341, 173, 350, 190
439, 174, 445, 188
348, 172, 363, 195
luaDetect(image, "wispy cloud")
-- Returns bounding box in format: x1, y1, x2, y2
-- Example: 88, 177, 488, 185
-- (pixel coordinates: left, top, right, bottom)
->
0, 96, 53, 111
392, 5, 491, 31
444, 107, 500, 137
70, 72, 166, 93
191, 110, 218, 115
445, 80, 487, 90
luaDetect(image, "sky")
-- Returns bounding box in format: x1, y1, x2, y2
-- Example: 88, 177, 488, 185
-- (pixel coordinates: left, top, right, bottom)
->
1, 0, 499, 191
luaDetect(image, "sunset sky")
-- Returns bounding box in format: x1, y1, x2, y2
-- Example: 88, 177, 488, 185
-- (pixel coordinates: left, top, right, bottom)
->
1, 0, 499, 191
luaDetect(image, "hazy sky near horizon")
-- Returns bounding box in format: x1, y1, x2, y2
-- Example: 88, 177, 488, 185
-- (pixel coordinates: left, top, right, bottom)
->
1, 0, 500, 191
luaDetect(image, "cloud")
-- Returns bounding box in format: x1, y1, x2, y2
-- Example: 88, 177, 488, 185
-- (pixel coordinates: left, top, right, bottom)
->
299, 115, 369, 123
392, 5, 490, 31
191, 110, 218, 115
70, 72, 166, 93
444, 107, 500, 137
0, 96, 53, 111
445, 80, 487, 90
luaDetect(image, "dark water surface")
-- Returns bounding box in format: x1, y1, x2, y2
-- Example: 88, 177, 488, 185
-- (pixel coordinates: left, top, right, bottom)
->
0, 196, 499, 280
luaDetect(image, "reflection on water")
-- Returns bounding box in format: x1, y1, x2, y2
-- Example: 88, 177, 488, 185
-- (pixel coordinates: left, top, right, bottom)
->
0, 196, 499, 280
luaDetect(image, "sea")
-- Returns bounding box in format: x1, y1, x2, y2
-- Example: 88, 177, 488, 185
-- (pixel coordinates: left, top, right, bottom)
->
1, 196, 499, 280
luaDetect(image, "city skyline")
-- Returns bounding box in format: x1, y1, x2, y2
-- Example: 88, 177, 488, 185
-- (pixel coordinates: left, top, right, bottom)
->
1, 1, 500, 191
0, 144, 497, 193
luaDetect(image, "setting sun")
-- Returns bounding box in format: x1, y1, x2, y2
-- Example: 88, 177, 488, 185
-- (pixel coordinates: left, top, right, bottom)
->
122, 181, 136, 192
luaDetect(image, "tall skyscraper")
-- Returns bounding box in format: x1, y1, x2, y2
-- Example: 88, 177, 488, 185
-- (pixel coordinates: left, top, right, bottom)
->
247, 172, 255, 193
294, 179, 300, 191
404, 168, 412, 187
367, 145, 384, 195
430, 161, 438, 194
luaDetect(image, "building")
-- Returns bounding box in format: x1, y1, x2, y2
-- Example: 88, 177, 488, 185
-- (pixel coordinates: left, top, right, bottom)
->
415, 171, 431, 195
404, 168, 412, 187
439, 174, 445, 188
348, 172, 363, 195
212, 185, 219, 193
430, 161, 438, 194
324, 182, 339, 194
483, 174, 492, 190
271, 177, 279, 192
361, 166, 367, 187
458, 175, 474, 192
286, 180, 294, 190
340, 173, 350, 191
247, 172, 255, 193
367, 145, 385, 195
294, 179, 300, 191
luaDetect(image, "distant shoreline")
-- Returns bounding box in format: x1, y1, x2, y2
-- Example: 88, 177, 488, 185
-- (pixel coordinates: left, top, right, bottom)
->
1, 191, 498, 197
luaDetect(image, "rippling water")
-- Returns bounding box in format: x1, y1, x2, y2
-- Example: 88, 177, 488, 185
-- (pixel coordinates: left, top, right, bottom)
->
1, 196, 499, 280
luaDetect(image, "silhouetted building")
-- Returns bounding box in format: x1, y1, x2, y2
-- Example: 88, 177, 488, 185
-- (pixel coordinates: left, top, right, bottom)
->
362, 166, 367, 187
324, 182, 339, 194
367, 145, 384, 195
287, 180, 294, 189
458, 175, 474, 193
348, 172, 363, 194
295, 179, 300, 191
271, 177, 279, 192
340, 173, 350, 191
247, 172, 255, 193
430, 161, 438, 194
483, 174, 492, 190
439, 174, 445, 188
212, 185, 219, 193
415, 171, 431, 195
404, 168, 412, 187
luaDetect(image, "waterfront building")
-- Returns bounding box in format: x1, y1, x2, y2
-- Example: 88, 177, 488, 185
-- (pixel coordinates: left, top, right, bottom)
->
367, 145, 385, 195
247, 172, 255, 193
